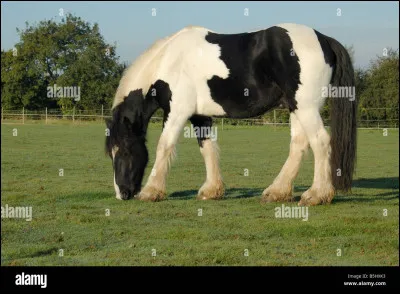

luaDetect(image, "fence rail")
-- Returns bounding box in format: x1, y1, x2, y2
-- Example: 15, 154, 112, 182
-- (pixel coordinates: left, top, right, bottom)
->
1, 107, 398, 129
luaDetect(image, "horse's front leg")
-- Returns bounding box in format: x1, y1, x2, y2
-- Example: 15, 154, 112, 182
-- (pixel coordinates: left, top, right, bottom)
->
190, 115, 224, 200
137, 110, 192, 202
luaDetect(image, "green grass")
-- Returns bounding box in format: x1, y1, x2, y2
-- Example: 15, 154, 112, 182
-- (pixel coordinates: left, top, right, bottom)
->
1, 122, 398, 266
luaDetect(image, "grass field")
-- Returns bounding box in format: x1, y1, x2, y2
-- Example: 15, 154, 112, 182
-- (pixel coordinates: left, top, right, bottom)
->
1, 122, 399, 266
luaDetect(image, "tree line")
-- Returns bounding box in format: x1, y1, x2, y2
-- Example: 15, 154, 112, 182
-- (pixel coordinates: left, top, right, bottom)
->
1, 14, 398, 124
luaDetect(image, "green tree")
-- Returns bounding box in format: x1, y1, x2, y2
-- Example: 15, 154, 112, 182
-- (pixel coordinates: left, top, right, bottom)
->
1, 14, 124, 111
359, 48, 399, 124
1, 46, 49, 109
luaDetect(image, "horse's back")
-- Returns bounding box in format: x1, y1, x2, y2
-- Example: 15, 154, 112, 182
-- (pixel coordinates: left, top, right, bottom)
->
115, 24, 336, 117
154, 23, 336, 117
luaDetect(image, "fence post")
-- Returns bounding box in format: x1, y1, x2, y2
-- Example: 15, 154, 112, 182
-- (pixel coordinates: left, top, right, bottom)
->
273, 109, 276, 130
22, 107, 25, 124
45, 107, 48, 124
73, 107, 75, 122
101, 105, 104, 122
1, 107, 3, 123
222, 118, 224, 130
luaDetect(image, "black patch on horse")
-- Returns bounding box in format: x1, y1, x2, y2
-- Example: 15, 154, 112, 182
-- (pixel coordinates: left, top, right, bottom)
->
146, 80, 173, 128
189, 115, 213, 147
205, 26, 301, 116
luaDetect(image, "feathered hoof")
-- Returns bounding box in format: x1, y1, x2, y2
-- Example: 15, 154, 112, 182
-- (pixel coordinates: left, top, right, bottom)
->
197, 181, 225, 200
136, 186, 166, 202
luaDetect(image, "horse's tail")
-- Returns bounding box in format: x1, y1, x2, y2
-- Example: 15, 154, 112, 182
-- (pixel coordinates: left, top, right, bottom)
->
326, 37, 357, 192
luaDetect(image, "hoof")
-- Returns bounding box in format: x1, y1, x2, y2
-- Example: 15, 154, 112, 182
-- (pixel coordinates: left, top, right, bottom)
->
298, 188, 334, 206
197, 182, 225, 200
136, 186, 166, 202
261, 187, 293, 203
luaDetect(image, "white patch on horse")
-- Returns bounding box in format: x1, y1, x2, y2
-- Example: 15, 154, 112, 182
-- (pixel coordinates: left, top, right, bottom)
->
111, 146, 122, 200
112, 29, 191, 109
167, 28, 229, 116
111, 146, 119, 159
113, 26, 229, 116
114, 173, 122, 200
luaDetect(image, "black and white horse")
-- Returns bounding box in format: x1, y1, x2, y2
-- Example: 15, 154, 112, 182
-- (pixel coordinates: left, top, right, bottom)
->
105, 23, 357, 206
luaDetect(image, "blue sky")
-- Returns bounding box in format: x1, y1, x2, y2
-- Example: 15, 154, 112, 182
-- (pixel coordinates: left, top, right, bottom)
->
1, 1, 399, 68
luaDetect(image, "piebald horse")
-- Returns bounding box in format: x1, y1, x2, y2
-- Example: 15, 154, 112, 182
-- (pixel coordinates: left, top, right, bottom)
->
105, 23, 357, 206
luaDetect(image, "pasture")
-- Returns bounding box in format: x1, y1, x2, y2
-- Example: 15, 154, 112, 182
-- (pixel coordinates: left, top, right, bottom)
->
1, 122, 398, 266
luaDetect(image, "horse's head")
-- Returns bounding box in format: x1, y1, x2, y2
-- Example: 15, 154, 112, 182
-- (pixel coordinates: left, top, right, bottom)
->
105, 90, 148, 200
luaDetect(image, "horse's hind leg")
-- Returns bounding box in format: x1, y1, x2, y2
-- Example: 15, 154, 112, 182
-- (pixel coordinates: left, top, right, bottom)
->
262, 113, 309, 202
190, 115, 224, 200
295, 106, 335, 206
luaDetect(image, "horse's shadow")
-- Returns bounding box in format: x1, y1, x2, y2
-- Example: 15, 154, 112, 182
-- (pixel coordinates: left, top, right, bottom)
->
168, 189, 198, 200
65, 177, 398, 202
333, 177, 399, 203
168, 177, 399, 202
168, 187, 263, 200
353, 177, 399, 190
